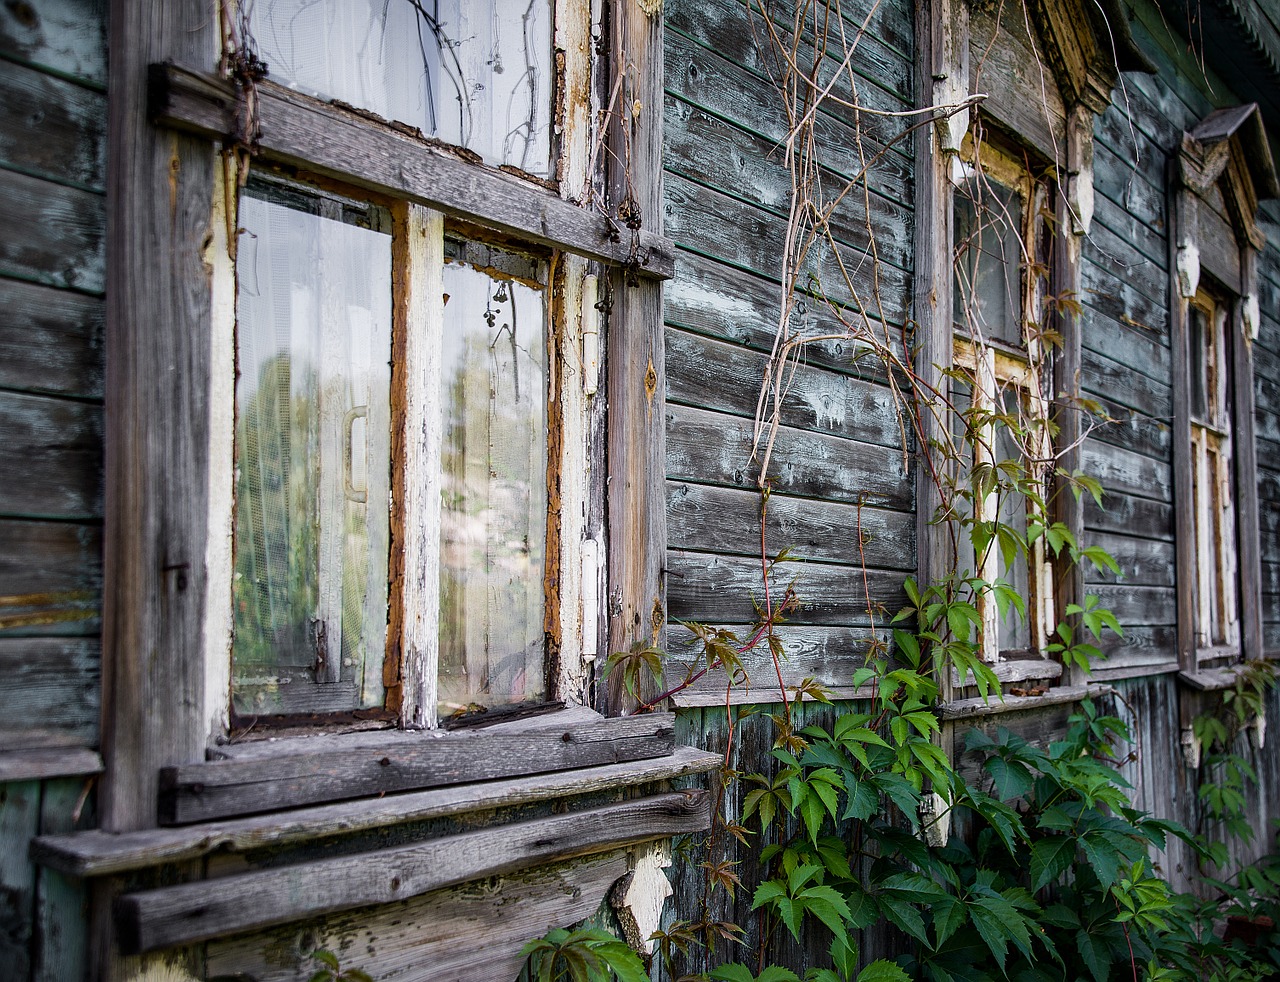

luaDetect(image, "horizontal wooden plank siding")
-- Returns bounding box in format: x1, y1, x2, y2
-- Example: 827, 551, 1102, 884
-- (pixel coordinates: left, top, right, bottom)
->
0, 639, 99, 751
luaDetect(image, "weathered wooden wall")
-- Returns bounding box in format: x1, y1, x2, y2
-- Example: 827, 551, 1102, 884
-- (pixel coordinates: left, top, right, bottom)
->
0, 1, 107, 978
662, 0, 916, 699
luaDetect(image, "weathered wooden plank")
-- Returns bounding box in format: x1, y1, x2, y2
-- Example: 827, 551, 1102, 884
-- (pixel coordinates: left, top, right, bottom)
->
0, 519, 101, 637
666, 549, 906, 626
968, 0, 1064, 159
1081, 439, 1172, 503
1081, 531, 1176, 587
1081, 254, 1169, 338
1092, 117, 1167, 224
34, 744, 720, 877
0, 0, 106, 85
667, 480, 916, 570
98, 0, 215, 846
665, 173, 911, 320
1197, 198, 1243, 293
666, 328, 906, 449
0, 780, 39, 978
664, 95, 915, 274
0, 169, 104, 293
666, 249, 906, 367
666, 403, 913, 510
1082, 314, 1171, 387
160, 713, 679, 824
665, 0, 914, 138
663, 28, 913, 202
0, 279, 104, 399
1089, 627, 1179, 676
0, 639, 99, 751
32, 777, 92, 982
604, 0, 667, 711
1081, 343, 1172, 419
664, 622, 884, 705
0, 59, 105, 188
1089, 583, 1177, 628
0, 748, 101, 782
206, 851, 629, 982
1091, 184, 1170, 271
0, 393, 102, 519
117, 790, 710, 953
1083, 487, 1174, 541
940, 684, 1096, 721
151, 64, 674, 281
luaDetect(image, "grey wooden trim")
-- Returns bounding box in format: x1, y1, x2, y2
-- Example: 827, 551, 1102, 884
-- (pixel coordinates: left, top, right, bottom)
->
0, 747, 102, 783
604, 0, 667, 711
938, 683, 1109, 720
1232, 276, 1264, 660
1168, 167, 1197, 672
149, 64, 675, 281
950, 659, 1064, 688
159, 712, 678, 825
100, 0, 216, 834
1177, 666, 1254, 691
913, 0, 956, 704
114, 790, 710, 953
33, 744, 720, 877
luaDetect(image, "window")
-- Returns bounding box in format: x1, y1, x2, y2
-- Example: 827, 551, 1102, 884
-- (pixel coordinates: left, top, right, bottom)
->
230, 175, 553, 722
950, 141, 1056, 667
1186, 289, 1239, 662
196, 0, 621, 729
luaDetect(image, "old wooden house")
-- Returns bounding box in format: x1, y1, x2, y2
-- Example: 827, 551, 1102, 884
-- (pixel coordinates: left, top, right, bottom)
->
4, 0, 1280, 978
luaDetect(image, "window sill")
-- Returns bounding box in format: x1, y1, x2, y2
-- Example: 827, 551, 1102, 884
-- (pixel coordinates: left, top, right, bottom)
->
939, 683, 1113, 721
951, 658, 1064, 689
1178, 665, 1250, 691
33, 742, 719, 878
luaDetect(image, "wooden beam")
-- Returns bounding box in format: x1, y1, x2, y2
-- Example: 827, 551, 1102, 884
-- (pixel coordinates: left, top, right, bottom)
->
1233, 254, 1265, 661
115, 790, 710, 953
33, 744, 721, 878
0, 748, 102, 783
148, 64, 675, 281
605, 0, 667, 712
100, 0, 216, 833
158, 711, 678, 825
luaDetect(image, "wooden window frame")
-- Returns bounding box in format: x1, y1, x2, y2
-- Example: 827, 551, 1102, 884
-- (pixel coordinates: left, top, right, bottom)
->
101, 0, 671, 833
1169, 105, 1277, 680
949, 137, 1060, 677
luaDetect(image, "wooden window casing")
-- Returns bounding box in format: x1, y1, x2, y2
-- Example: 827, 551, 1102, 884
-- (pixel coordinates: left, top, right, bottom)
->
950, 140, 1057, 671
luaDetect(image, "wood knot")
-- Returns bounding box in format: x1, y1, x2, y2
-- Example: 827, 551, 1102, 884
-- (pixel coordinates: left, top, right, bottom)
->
644, 359, 658, 404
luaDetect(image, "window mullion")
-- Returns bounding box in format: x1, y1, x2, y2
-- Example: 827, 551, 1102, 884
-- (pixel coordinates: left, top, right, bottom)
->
394, 204, 446, 729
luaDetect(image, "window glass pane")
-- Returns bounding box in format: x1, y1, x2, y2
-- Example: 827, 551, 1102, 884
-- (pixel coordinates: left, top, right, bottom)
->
231, 180, 393, 716
1190, 303, 1208, 421
250, 0, 553, 177
993, 388, 1031, 655
437, 243, 547, 718
954, 168, 1024, 348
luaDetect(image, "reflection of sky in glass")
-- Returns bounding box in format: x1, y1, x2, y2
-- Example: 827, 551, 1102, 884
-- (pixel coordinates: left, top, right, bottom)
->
437, 255, 547, 717
251, 0, 552, 176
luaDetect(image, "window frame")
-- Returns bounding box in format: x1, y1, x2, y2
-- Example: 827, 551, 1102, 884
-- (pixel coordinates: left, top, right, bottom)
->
100, 0, 672, 832
948, 137, 1059, 673
1169, 104, 1276, 678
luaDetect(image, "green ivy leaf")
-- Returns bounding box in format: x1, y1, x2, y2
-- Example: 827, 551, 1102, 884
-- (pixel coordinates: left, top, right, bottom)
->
1029, 836, 1076, 892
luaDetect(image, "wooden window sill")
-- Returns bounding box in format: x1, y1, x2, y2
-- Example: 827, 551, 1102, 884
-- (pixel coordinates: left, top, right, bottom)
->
1178, 665, 1251, 691
951, 658, 1064, 689
32, 742, 719, 878
939, 683, 1112, 721
157, 705, 679, 824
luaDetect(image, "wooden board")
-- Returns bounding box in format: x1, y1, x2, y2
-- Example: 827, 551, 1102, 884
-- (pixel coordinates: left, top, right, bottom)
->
0, 59, 105, 189
667, 480, 916, 571
666, 403, 913, 511
0, 780, 39, 979
0, 169, 104, 293
32, 777, 92, 982
34, 744, 720, 877
0, 0, 106, 86
151, 64, 674, 280
666, 549, 907, 626
666, 328, 907, 449
159, 713, 679, 824
0, 639, 100, 751
117, 790, 710, 953
206, 850, 629, 982
0, 519, 102, 638
0, 392, 103, 519
0, 278, 104, 399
